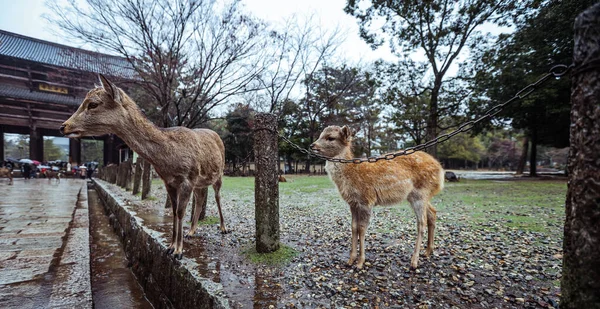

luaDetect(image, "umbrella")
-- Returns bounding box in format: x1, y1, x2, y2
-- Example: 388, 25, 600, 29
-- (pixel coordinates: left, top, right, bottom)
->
6, 158, 20, 164
19, 158, 34, 164
31, 160, 41, 165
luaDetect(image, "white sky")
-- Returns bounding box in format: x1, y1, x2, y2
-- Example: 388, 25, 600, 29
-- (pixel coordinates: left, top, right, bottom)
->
0, 0, 394, 63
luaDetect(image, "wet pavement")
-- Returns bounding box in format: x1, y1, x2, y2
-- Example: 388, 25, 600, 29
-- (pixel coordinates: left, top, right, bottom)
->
0, 178, 92, 308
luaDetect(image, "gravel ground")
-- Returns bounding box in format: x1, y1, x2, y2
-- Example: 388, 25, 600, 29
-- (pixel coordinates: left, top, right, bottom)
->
100, 175, 564, 309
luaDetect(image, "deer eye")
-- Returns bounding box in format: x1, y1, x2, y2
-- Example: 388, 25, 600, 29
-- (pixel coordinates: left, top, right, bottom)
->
327, 137, 336, 142
88, 102, 99, 110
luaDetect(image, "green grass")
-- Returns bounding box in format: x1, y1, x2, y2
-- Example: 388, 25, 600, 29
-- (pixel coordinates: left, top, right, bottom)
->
219, 175, 566, 237
242, 244, 298, 265
432, 179, 566, 235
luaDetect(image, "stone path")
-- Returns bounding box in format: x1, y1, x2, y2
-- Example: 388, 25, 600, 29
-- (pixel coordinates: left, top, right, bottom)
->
0, 178, 91, 309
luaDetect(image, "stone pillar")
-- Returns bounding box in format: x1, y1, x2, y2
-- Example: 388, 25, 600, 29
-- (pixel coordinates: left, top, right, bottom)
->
141, 160, 152, 200
69, 139, 81, 165
561, 3, 600, 308
133, 157, 143, 195
253, 113, 280, 253
124, 160, 133, 191
29, 127, 43, 161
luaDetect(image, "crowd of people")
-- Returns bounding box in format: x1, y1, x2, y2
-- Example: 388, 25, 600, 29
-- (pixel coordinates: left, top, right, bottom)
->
0, 160, 98, 180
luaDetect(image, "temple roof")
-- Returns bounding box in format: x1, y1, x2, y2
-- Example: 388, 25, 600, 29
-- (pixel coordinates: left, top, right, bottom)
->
0, 30, 136, 79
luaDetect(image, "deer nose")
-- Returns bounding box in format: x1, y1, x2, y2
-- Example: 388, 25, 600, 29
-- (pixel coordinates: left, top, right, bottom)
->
59, 124, 66, 135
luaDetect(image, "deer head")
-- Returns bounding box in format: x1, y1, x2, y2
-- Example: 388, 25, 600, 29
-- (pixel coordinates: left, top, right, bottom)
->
60, 74, 126, 138
310, 125, 354, 158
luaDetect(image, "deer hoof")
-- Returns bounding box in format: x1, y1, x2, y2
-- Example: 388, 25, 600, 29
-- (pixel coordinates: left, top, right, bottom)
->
425, 249, 433, 257
166, 247, 174, 255
174, 253, 183, 260
220, 228, 230, 235
184, 233, 192, 240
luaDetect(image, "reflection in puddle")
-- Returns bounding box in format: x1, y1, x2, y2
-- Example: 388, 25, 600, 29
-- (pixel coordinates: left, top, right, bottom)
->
88, 189, 153, 309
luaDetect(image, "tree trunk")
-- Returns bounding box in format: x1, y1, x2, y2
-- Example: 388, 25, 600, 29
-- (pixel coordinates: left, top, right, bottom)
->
253, 113, 280, 253
529, 126, 538, 177
516, 137, 529, 175
561, 4, 600, 308
426, 82, 441, 158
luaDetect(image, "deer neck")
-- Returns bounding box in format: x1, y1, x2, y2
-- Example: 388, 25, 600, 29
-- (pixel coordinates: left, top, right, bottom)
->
325, 146, 355, 175
339, 147, 354, 160
112, 105, 168, 164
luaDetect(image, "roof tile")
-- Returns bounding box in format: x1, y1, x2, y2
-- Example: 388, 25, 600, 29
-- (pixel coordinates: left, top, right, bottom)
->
0, 30, 136, 79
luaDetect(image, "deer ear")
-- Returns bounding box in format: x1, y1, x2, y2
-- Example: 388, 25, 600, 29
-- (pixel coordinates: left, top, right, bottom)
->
341, 125, 353, 140
98, 74, 121, 103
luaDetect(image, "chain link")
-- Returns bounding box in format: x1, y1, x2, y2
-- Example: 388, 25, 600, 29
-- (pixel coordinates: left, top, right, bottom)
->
279, 64, 573, 164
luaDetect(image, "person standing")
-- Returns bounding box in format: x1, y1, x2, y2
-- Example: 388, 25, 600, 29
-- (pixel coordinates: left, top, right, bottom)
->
86, 162, 94, 179
79, 164, 87, 179
22, 163, 31, 179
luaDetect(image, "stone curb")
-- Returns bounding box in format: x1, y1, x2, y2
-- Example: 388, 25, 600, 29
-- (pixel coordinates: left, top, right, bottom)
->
93, 179, 230, 309
49, 182, 93, 308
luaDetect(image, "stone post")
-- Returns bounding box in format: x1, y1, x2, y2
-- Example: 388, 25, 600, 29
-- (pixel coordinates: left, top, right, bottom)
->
116, 163, 123, 187
133, 157, 143, 195
124, 160, 133, 191
561, 3, 600, 308
110, 165, 117, 184
253, 113, 280, 253
141, 160, 152, 200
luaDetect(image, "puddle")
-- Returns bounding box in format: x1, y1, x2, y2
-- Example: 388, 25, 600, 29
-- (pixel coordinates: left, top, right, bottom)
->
131, 199, 280, 308
88, 188, 154, 309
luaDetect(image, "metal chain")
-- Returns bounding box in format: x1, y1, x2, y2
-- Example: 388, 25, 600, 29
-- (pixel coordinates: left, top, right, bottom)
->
279, 64, 573, 164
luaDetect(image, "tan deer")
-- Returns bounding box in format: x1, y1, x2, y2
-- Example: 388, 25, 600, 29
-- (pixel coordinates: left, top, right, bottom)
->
60, 74, 227, 259
0, 167, 13, 185
44, 170, 62, 183
310, 125, 444, 269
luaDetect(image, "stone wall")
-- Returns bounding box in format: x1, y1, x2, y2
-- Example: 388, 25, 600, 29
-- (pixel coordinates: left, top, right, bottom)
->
93, 180, 229, 309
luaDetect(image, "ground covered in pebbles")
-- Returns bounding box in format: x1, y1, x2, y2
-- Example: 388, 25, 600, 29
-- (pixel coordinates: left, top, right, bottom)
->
101, 175, 566, 309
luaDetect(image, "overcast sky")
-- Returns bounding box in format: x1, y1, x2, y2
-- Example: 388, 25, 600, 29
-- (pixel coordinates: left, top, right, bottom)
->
0, 0, 394, 63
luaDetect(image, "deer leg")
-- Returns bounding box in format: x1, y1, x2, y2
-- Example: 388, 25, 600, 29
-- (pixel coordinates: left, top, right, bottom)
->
185, 187, 208, 238
408, 197, 427, 269
213, 177, 227, 234
348, 215, 358, 266
164, 196, 171, 209
174, 182, 193, 260
425, 202, 437, 257
165, 186, 178, 255
355, 207, 372, 269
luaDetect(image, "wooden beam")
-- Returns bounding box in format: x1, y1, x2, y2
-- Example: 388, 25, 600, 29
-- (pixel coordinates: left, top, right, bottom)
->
0, 115, 64, 130
0, 104, 74, 116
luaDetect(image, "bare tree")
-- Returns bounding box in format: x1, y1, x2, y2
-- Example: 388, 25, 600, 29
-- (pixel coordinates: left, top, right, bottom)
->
239, 14, 343, 115
47, 0, 271, 128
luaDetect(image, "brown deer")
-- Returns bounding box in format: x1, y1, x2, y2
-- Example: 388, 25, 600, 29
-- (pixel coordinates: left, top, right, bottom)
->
310, 125, 444, 269
0, 167, 13, 185
44, 170, 62, 183
60, 74, 227, 260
